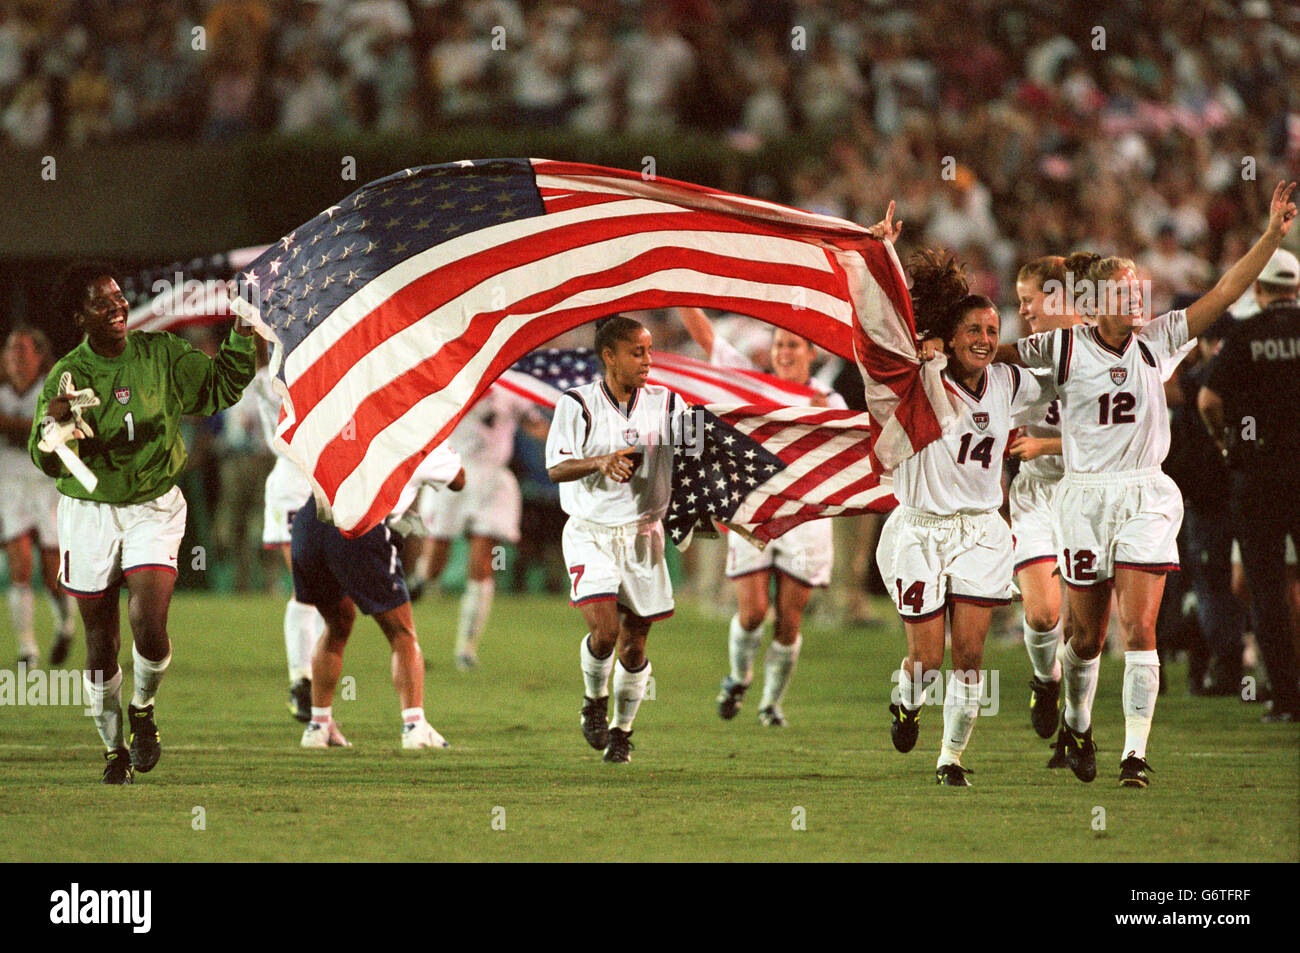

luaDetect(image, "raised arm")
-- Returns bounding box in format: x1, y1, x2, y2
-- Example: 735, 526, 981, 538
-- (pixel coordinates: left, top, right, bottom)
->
1185, 181, 1296, 338
677, 306, 715, 359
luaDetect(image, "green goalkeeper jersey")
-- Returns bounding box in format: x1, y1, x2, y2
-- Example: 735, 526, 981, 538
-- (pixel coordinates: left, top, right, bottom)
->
29, 328, 256, 505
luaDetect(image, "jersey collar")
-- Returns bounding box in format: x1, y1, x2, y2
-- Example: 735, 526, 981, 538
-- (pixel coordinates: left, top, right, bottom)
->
599, 380, 639, 418
942, 367, 987, 402
1089, 325, 1132, 357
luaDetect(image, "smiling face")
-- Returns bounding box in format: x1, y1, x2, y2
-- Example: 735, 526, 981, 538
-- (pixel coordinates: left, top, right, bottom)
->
948, 306, 1000, 378
74, 275, 129, 353
1096, 266, 1145, 333
1016, 276, 1061, 334
603, 326, 653, 391
770, 329, 816, 384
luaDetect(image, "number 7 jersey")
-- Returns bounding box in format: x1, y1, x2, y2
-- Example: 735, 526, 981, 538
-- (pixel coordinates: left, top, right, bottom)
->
893, 363, 1046, 514
1016, 311, 1188, 474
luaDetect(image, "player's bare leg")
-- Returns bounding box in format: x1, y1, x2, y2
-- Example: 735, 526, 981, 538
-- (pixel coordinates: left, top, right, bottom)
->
453, 535, 498, 669
719, 571, 770, 719
421, 537, 453, 593
577, 598, 620, 750
5, 533, 39, 666
302, 597, 354, 747
1113, 568, 1166, 785
603, 608, 652, 762
373, 601, 447, 748
939, 601, 992, 780
891, 610, 946, 754
1055, 584, 1112, 781
1019, 560, 1064, 737
122, 569, 174, 773
758, 574, 811, 725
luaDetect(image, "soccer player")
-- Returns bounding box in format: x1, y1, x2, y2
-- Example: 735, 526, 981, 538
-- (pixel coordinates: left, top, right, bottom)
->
994, 181, 1297, 787
414, 387, 548, 669
29, 263, 256, 784
545, 315, 683, 764
1006, 257, 1082, 753
294, 447, 465, 750
247, 351, 321, 722
880, 249, 1046, 786
0, 327, 76, 668
677, 306, 846, 727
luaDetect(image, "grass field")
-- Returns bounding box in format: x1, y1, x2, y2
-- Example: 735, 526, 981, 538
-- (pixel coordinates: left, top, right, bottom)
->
1, 590, 1296, 862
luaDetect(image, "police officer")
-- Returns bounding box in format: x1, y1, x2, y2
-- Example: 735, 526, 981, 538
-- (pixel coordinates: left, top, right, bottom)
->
1199, 248, 1300, 722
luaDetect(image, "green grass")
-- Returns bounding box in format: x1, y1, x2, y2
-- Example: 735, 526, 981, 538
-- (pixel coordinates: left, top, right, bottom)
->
0, 591, 1295, 862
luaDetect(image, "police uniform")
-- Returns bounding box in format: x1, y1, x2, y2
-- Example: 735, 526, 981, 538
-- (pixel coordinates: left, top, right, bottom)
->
1204, 297, 1300, 715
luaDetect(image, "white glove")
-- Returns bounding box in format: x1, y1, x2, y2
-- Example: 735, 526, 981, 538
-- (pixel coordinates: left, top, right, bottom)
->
59, 372, 100, 440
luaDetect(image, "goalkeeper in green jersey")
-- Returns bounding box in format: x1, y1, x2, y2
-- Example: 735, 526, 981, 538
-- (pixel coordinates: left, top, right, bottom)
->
29, 263, 256, 784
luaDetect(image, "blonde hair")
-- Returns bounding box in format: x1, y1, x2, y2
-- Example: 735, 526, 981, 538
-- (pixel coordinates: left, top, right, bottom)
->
1063, 252, 1137, 317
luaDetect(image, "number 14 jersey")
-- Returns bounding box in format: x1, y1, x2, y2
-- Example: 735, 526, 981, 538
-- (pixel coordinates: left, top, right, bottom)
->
1016, 311, 1188, 474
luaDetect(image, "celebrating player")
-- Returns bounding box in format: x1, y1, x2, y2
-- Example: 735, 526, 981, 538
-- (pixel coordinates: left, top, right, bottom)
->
29, 263, 256, 784
0, 328, 76, 668
414, 387, 548, 670
677, 306, 846, 728
880, 249, 1047, 786
294, 447, 465, 750
995, 181, 1297, 787
545, 315, 684, 764
1006, 257, 1083, 754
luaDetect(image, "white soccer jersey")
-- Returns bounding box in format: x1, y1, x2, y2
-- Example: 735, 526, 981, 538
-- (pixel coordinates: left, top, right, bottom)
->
1017, 383, 1064, 482
545, 380, 681, 526
448, 387, 542, 469
1017, 311, 1188, 474
0, 381, 40, 474
894, 363, 1045, 514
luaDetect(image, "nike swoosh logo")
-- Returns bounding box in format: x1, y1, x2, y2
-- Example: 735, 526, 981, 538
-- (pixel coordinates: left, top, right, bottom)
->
558, 450, 572, 455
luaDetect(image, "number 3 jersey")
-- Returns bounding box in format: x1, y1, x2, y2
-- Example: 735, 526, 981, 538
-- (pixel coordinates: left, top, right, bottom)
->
893, 363, 1046, 515
1017, 310, 1188, 474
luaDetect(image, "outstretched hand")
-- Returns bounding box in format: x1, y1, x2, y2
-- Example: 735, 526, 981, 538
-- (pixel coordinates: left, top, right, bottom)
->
1267, 181, 1298, 238
867, 200, 903, 243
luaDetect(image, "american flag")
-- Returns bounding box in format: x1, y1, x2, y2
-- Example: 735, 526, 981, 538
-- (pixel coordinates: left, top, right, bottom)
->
124, 247, 268, 332
238, 158, 945, 536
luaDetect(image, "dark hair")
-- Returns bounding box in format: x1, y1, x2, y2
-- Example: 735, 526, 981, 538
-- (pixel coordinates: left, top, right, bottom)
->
594, 314, 647, 364
52, 261, 118, 325
907, 248, 996, 343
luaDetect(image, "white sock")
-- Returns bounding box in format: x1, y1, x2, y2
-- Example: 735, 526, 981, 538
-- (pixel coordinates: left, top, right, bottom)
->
1122, 650, 1160, 760
727, 613, 765, 684
896, 659, 927, 710
455, 578, 495, 657
401, 706, 424, 725
611, 659, 651, 730
85, 668, 124, 750
1024, 619, 1062, 682
131, 646, 171, 708
1062, 641, 1101, 732
311, 705, 332, 724
938, 673, 982, 767
48, 590, 75, 640
284, 599, 322, 682
580, 634, 614, 699
759, 635, 801, 710
9, 584, 36, 656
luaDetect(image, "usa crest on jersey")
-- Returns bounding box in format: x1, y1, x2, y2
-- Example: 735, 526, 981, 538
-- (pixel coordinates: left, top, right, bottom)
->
623, 426, 639, 445
972, 412, 989, 431
1109, 367, 1127, 386
114, 386, 130, 405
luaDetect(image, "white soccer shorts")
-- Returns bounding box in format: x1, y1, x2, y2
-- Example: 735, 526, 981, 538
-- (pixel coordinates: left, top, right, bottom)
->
262, 456, 313, 546
1009, 471, 1060, 574
1, 473, 60, 547
725, 517, 834, 588
57, 486, 187, 596
561, 516, 674, 620
1054, 468, 1182, 588
422, 464, 521, 544
876, 506, 1013, 622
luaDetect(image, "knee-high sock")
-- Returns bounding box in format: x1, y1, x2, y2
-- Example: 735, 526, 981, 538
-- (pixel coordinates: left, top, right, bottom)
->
611, 659, 651, 731
85, 668, 124, 750
285, 598, 323, 683
728, 613, 764, 684
132, 646, 171, 709
938, 673, 982, 767
1023, 619, 1062, 682
9, 584, 36, 656
1062, 641, 1101, 732
759, 635, 801, 710
896, 658, 928, 710
1122, 650, 1160, 760
455, 578, 495, 657
580, 634, 614, 699
48, 589, 75, 640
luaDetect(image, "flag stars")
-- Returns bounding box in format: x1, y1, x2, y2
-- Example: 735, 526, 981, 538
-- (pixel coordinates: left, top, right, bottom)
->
412, 217, 433, 230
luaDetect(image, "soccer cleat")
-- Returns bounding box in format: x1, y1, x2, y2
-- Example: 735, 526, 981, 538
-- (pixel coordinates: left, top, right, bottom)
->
288, 678, 312, 723
127, 704, 161, 773
889, 702, 920, 753
454, 652, 479, 671
1061, 722, 1097, 783
935, 764, 973, 787
401, 720, 450, 749
758, 705, 786, 727
1119, 753, 1153, 788
1046, 713, 1069, 768
716, 676, 747, 720
1028, 676, 1061, 739
301, 719, 351, 748
603, 727, 633, 763
101, 747, 133, 785
580, 696, 610, 750
49, 636, 73, 667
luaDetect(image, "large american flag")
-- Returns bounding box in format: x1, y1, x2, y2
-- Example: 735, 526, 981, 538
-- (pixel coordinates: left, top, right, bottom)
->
237, 158, 947, 535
